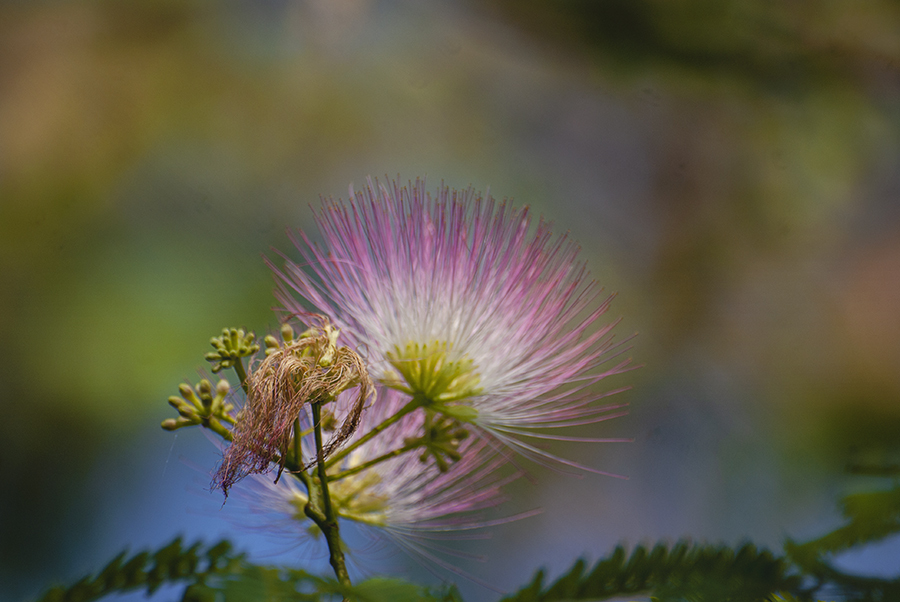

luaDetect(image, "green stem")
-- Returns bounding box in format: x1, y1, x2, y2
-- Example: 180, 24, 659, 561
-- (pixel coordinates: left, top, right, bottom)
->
293, 417, 303, 469
325, 396, 424, 469
309, 402, 350, 585
328, 440, 421, 482
311, 404, 336, 519
205, 418, 233, 442
292, 468, 310, 487
232, 358, 250, 397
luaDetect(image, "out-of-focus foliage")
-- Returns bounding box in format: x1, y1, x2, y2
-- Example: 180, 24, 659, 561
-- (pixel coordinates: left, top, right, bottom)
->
784, 472, 900, 602
788, 485, 900, 560
481, 0, 900, 90
475, 3, 900, 507
4, 0, 900, 600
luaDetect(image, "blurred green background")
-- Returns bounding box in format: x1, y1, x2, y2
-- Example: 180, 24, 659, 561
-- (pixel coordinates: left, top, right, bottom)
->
2, 1, 900, 600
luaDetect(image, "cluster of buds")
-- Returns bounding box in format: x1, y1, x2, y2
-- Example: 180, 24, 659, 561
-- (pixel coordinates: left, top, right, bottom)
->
161, 379, 235, 441
205, 328, 259, 374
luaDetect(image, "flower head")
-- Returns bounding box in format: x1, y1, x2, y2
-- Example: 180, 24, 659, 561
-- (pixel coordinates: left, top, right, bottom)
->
273, 177, 633, 473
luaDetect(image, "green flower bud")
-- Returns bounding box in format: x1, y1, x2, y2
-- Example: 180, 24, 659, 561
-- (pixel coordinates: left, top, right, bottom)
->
177, 383, 202, 410
176, 405, 199, 420
161, 416, 197, 430
264, 335, 281, 354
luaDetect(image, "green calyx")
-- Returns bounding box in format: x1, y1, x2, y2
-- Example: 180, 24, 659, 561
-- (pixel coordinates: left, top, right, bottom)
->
384, 340, 482, 407
408, 410, 471, 473
162, 378, 235, 440
206, 328, 260, 373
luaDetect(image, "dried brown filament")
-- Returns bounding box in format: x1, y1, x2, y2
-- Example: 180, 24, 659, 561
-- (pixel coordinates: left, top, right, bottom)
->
213, 328, 373, 496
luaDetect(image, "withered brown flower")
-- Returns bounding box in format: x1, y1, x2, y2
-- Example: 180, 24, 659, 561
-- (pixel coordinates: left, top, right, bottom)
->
214, 320, 373, 495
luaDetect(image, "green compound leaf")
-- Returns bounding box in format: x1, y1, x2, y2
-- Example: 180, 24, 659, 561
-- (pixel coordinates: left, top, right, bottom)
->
34, 537, 459, 602
187, 564, 461, 602
501, 540, 800, 602
36, 538, 242, 602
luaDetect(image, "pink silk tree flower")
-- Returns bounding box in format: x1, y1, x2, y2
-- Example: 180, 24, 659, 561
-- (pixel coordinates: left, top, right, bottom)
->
272, 177, 634, 474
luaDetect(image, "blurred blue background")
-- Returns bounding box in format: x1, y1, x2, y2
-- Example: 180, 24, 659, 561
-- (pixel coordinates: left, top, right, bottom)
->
2, 1, 900, 600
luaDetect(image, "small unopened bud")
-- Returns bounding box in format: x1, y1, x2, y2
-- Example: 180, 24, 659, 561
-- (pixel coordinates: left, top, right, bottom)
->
176, 405, 198, 420
161, 417, 196, 430
176, 384, 203, 411
264, 335, 280, 351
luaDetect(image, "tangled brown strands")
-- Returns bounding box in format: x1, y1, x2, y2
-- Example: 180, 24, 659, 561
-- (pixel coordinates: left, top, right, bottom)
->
213, 330, 374, 496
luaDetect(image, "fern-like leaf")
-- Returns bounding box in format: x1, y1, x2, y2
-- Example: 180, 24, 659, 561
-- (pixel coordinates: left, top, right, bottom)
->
36, 538, 241, 602
34, 537, 460, 602
501, 540, 801, 602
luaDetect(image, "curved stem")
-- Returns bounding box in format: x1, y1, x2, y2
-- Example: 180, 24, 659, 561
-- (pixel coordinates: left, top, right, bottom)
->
324, 396, 424, 469
309, 402, 350, 585
312, 404, 337, 521
232, 359, 250, 397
